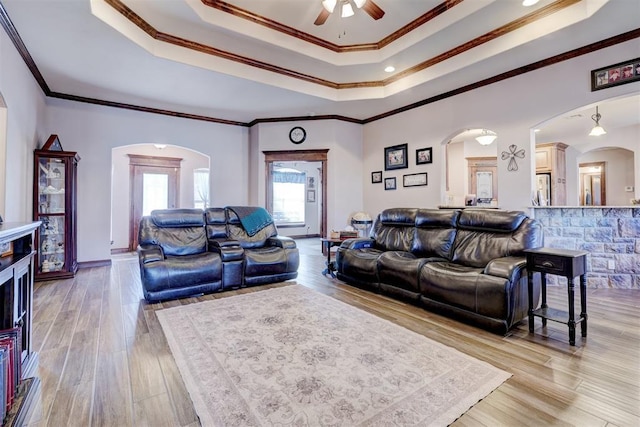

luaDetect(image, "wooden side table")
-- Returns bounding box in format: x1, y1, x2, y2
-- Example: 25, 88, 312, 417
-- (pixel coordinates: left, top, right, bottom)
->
321, 238, 343, 277
524, 248, 588, 346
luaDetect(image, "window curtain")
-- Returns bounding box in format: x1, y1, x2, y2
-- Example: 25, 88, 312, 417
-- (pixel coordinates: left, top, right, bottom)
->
194, 169, 209, 208
272, 170, 306, 184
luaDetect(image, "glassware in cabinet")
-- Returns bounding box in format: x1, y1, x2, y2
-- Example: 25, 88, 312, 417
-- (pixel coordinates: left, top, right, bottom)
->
33, 135, 80, 280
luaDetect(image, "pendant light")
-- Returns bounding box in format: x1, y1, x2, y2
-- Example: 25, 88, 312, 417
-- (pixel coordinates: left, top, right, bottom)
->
588, 106, 606, 136
475, 129, 497, 145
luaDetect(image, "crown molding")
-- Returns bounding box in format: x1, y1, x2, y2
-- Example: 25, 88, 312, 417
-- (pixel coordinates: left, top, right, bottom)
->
105, 0, 580, 91
1, 0, 638, 128
200, 0, 462, 53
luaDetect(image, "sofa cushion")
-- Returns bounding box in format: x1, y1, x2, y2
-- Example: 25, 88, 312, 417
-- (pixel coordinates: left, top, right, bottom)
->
244, 247, 290, 276
139, 212, 207, 257
451, 210, 539, 268
373, 208, 417, 252
227, 209, 279, 248
205, 207, 228, 240
141, 252, 222, 294
412, 209, 459, 259
457, 209, 526, 232
378, 251, 429, 295
336, 248, 383, 284
151, 208, 205, 227
420, 261, 510, 320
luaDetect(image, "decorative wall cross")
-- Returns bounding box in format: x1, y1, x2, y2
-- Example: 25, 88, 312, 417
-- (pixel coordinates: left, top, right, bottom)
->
501, 144, 525, 171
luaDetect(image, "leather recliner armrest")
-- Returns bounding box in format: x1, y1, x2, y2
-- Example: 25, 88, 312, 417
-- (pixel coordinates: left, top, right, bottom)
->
267, 236, 296, 249
484, 256, 526, 282
138, 244, 164, 264
340, 238, 374, 250
210, 239, 241, 248
209, 239, 244, 262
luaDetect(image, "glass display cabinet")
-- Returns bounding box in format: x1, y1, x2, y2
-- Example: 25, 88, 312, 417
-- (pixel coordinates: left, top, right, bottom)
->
32, 135, 80, 281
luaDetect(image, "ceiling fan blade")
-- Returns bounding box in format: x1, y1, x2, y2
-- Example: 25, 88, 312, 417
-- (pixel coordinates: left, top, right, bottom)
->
314, 9, 330, 25
362, 0, 385, 20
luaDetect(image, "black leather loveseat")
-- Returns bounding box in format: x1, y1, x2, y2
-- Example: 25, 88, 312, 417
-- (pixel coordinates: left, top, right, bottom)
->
335, 208, 543, 334
137, 207, 299, 302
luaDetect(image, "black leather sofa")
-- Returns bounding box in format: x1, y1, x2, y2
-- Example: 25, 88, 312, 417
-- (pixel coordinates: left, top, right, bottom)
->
335, 208, 543, 334
137, 207, 299, 302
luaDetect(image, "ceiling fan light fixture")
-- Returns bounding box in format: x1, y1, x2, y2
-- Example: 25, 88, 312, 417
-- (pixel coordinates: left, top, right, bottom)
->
341, 2, 355, 17
522, 0, 539, 6
589, 106, 607, 136
475, 129, 497, 145
353, 0, 367, 8
322, 0, 337, 13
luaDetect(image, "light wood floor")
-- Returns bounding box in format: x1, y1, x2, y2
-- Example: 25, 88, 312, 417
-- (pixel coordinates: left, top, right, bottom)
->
27, 238, 639, 426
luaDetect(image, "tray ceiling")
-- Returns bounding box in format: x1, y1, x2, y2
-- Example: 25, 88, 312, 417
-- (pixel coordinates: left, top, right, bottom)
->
1, 0, 638, 127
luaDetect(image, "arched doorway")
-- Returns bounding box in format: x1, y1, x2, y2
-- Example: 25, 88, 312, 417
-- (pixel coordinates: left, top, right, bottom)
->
111, 144, 210, 253
533, 95, 638, 205
443, 129, 499, 207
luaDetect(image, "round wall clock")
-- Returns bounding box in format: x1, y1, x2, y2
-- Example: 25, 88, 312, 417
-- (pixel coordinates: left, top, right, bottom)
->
289, 126, 306, 144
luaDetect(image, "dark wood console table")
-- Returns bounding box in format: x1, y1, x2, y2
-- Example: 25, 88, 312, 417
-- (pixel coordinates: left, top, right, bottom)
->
525, 248, 588, 346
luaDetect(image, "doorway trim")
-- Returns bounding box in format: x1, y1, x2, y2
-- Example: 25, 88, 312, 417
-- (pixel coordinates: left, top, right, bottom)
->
128, 154, 182, 251
467, 157, 498, 203
579, 161, 606, 206
263, 149, 328, 238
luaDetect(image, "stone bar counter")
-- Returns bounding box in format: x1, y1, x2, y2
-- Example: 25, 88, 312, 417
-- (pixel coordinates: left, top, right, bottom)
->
531, 206, 640, 288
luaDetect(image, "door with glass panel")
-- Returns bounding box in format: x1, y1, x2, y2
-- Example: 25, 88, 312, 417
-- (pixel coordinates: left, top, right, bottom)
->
128, 154, 181, 251
468, 157, 497, 205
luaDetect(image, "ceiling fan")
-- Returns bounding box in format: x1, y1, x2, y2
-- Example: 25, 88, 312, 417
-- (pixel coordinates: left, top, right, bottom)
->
314, 0, 385, 25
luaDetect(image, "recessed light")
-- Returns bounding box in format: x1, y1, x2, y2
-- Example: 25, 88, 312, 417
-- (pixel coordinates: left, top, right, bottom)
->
522, 0, 539, 6
384, 66, 395, 73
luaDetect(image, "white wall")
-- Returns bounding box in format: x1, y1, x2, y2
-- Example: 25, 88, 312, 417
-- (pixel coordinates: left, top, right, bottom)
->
0, 28, 47, 221
110, 144, 209, 250
44, 99, 248, 263
3, 23, 638, 264
446, 142, 465, 205
251, 120, 363, 234
577, 147, 635, 206
362, 40, 640, 217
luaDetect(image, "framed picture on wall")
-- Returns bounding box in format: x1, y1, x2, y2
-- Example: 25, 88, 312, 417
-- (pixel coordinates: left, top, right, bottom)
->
371, 171, 382, 183
384, 177, 397, 190
403, 172, 427, 187
416, 147, 432, 165
384, 144, 408, 170
306, 190, 316, 203
591, 57, 640, 91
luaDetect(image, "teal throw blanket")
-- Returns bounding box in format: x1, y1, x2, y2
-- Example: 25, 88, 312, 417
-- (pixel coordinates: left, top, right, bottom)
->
227, 206, 273, 237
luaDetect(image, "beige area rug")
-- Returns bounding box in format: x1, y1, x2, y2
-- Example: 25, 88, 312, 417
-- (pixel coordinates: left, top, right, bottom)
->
157, 285, 511, 426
